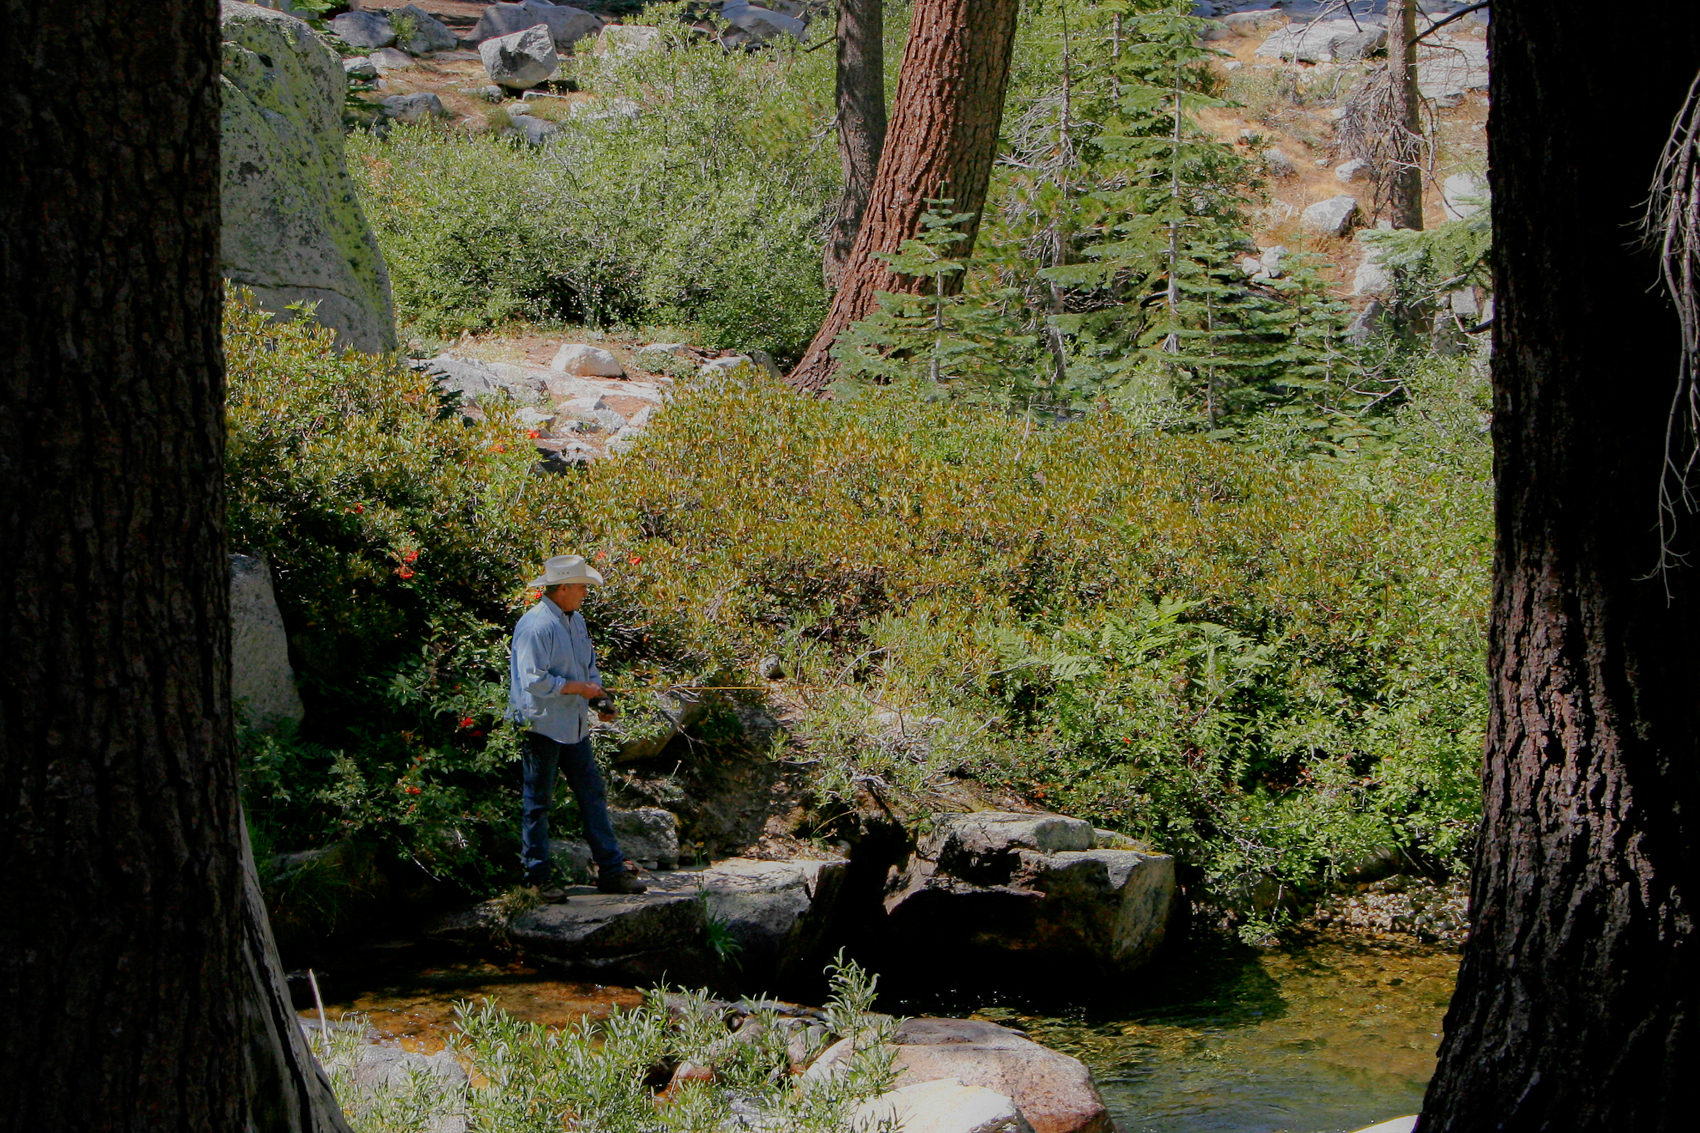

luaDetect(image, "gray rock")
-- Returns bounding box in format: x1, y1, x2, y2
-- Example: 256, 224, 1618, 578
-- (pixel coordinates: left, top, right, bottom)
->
1259, 244, 1287, 278
570, 95, 642, 124
1417, 35, 1488, 102
1256, 19, 1386, 64
1347, 298, 1386, 344
719, 1, 807, 43
472, 2, 602, 50
758, 655, 785, 680
551, 343, 625, 377
342, 56, 378, 80
381, 92, 445, 123
606, 688, 710, 761
1335, 157, 1371, 183
892, 1018, 1112, 1133
480, 23, 559, 90
220, 2, 397, 353
330, 10, 395, 49
424, 354, 547, 404
394, 4, 459, 55
346, 1044, 468, 1090
1348, 1120, 1418, 1133
472, 84, 505, 102
1224, 9, 1285, 36
367, 46, 415, 72
885, 812, 1177, 976
1301, 194, 1361, 236
853, 1079, 1033, 1133
597, 23, 664, 54
1442, 172, 1487, 221
651, 857, 850, 982
230, 554, 304, 729
553, 807, 681, 874
1351, 230, 1395, 296
509, 114, 561, 145
1264, 148, 1297, 179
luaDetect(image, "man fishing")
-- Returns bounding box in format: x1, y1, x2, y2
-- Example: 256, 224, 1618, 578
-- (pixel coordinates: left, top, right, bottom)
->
509, 554, 648, 901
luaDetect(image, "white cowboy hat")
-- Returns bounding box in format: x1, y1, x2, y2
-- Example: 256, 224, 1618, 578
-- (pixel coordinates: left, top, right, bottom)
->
529, 554, 605, 588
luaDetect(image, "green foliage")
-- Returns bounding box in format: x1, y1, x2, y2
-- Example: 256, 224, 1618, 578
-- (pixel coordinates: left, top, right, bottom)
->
229, 291, 1490, 922
348, 29, 839, 359
227, 295, 554, 886
327, 957, 897, 1133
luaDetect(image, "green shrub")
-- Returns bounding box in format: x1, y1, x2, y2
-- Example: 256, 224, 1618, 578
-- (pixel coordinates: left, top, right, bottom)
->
228, 294, 1489, 926
347, 26, 839, 359
326, 956, 895, 1133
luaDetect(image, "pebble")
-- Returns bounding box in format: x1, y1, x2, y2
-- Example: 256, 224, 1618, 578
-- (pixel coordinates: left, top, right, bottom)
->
1309, 874, 1470, 945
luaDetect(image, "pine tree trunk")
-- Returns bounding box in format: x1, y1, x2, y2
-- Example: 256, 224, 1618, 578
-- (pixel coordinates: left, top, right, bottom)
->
1387, 0, 1424, 230
788, 0, 1021, 393
1419, 3, 1700, 1127
0, 2, 347, 1128
825, 0, 888, 289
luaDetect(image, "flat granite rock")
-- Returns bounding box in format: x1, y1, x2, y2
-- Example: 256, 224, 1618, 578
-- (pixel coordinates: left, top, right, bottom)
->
429, 855, 848, 991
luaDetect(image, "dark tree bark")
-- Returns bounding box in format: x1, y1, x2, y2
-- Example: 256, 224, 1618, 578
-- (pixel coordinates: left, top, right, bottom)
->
825, 0, 887, 289
1420, 2, 1700, 1128
0, 2, 347, 1129
1386, 0, 1424, 230
788, 0, 1021, 393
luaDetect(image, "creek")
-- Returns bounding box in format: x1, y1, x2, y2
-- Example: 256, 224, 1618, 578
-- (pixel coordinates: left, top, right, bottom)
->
303, 930, 1457, 1133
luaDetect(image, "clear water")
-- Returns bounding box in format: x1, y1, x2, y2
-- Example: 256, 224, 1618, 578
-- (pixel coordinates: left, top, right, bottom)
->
307, 930, 1457, 1133
930, 932, 1459, 1133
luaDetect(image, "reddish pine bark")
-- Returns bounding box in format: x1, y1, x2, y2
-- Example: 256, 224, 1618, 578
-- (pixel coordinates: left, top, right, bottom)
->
789, 0, 1021, 393
1419, 2, 1699, 1128
0, 2, 346, 1128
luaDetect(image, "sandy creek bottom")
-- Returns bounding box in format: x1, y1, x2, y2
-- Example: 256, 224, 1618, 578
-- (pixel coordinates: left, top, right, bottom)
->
303, 930, 1458, 1133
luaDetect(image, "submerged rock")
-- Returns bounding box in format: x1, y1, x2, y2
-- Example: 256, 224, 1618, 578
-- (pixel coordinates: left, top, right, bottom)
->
883, 812, 1177, 979
220, 2, 398, 352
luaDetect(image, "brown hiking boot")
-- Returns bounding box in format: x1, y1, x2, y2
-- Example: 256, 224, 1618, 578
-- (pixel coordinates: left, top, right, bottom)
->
536, 885, 568, 903
597, 868, 648, 895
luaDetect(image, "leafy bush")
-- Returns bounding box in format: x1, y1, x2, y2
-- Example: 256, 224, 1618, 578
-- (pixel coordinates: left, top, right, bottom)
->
228, 292, 1489, 929
347, 23, 840, 359
326, 956, 896, 1133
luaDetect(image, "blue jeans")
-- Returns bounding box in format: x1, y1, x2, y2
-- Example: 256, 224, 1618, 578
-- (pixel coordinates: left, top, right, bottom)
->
521, 732, 625, 884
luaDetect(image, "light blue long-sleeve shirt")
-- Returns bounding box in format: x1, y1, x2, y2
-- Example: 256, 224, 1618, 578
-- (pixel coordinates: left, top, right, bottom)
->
508, 596, 602, 743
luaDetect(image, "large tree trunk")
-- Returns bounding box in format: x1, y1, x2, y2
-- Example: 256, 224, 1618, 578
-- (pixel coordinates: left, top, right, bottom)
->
1386, 0, 1424, 230
788, 0, 1021, 393
825, 0, 887, 289
0, 2, 347, 1129
1419, 2, 1700, 1128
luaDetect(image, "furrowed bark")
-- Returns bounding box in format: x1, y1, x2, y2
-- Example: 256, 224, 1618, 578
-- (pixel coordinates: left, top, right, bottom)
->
826, 0, 888, 289
0, 1, 347, 1128
1419, 2, 1700, 1128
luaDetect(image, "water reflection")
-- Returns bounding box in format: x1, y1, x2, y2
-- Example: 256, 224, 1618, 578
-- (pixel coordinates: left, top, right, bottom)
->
914, 931, 1458, 1133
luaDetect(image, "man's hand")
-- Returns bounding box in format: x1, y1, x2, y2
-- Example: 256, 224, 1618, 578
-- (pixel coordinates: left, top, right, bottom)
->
561, 680, 606, 699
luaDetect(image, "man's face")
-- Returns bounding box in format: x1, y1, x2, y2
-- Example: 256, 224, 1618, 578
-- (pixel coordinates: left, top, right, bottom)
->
550, 583, 590, 612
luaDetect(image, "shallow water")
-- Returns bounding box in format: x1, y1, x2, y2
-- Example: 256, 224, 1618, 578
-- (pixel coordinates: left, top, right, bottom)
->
961, 932, 1456, 1133
306, 930, 1457, 1132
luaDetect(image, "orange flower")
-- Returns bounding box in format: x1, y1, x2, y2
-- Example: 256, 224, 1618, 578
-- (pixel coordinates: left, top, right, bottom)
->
403, 548, 419, 563
398, 566, 415, 580
629, 554, 641, 565
404, 786, 422, 796
526, 429, 540, 439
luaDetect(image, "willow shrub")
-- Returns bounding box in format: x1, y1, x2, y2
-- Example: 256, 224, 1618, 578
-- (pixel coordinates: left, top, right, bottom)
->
229, 299, 1489, 926
347, 19, 839, 358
